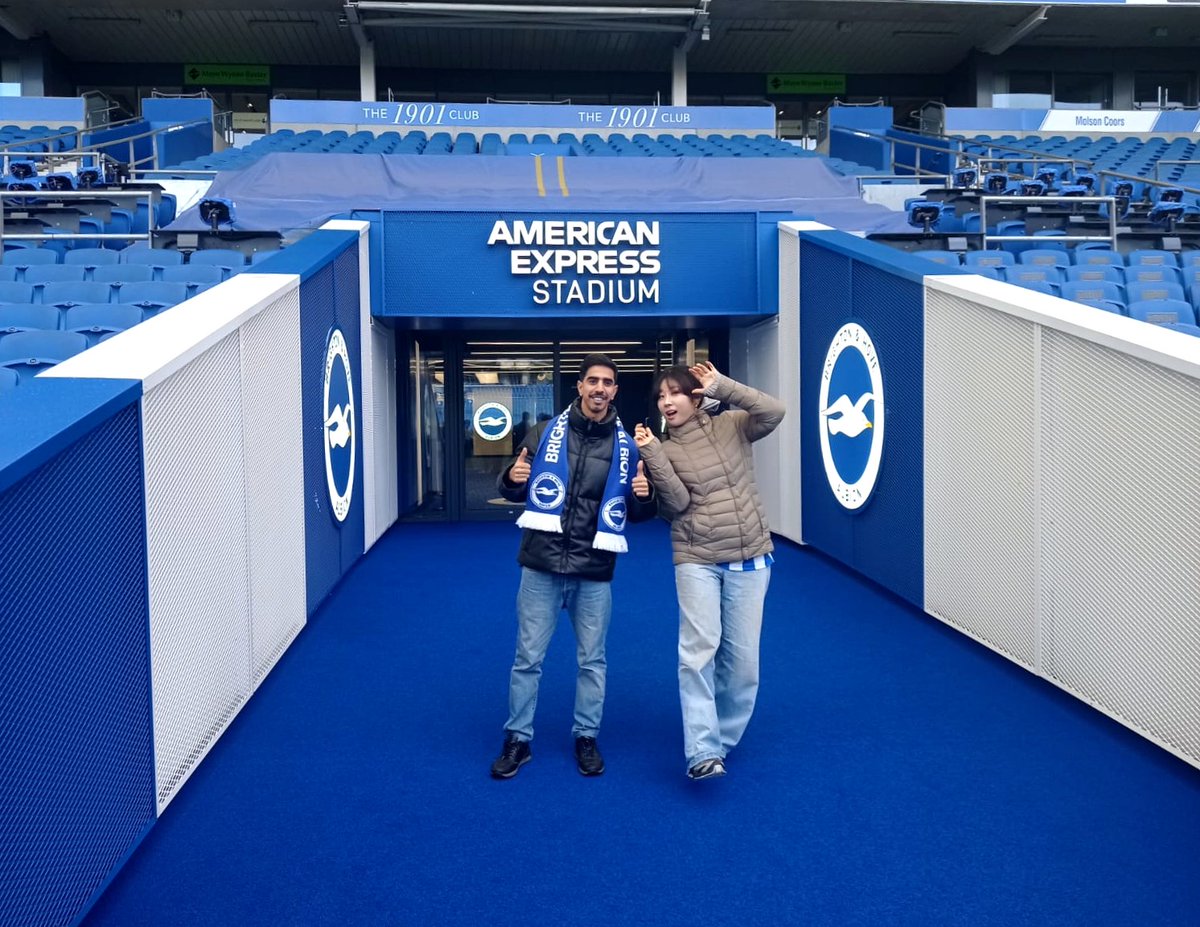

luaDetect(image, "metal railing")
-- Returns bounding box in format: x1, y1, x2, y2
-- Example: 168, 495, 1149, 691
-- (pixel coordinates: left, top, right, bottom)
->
0, 117, 214, 175
0, 188, 160, 248
855, 173, 952, 195
979, 195, 1119, 251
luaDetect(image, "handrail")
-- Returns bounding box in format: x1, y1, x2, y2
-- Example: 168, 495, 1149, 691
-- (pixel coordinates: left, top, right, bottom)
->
1152, 159, 1197, 182
0, 117, 214, 174
0, 188, 159, 248
979, 195, 1118, 251
855, 174, 952, 195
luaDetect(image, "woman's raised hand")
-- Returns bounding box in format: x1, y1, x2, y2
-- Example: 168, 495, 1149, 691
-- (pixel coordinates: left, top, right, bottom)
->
689, 360, 718, 396
633, 423, 656, 448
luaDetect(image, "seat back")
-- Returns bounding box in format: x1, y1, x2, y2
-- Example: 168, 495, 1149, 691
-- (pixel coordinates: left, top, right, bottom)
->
0, 305, 60, 334
1127, 298, 1196, 325
0, 330, 90, 380
63, 304, 145, 345
40, 281, 113, 308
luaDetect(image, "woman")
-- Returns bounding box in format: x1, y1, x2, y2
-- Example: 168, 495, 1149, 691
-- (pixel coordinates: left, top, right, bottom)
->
634, 361, 786, 780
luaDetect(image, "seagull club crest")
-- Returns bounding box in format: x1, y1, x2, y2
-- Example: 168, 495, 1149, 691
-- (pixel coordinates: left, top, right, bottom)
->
818, 322, 884, 511
323, 327, 356, 523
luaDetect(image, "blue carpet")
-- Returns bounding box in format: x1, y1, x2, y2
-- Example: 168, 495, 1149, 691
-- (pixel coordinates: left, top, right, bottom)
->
83, 520, 1200, 926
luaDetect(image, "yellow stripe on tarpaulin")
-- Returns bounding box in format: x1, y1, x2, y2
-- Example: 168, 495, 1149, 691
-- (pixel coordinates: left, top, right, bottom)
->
556, 156, 569, 197
533, 155, 547, 197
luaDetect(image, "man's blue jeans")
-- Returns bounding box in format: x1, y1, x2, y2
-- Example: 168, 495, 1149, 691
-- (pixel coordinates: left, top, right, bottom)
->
675, 562, 771, 768
505, 567, 612, 742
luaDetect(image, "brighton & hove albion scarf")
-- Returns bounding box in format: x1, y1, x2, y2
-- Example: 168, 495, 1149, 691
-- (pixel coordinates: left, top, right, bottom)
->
516, 406, 639, 553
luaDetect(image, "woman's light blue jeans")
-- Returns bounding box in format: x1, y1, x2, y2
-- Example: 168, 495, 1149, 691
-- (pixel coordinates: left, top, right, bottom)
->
505, 566, 612, 742
675, 562, 771, 768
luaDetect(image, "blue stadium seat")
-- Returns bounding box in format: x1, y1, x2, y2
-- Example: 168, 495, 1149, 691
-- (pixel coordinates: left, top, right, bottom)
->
1065, 264, 1124, 286
0, 305, 60, 335
1126, 280, 1187, 304
1061, 280, 1125, 307
0, 265, 16, 282
1013, 279, 1060, 296
188, 249, 247, 278
1004, 266, 1063, 286
162, 264, 223, 293
915, 250, 961, 266
0, 366, 16, 391
0, 330, 90, 380
120, 246, 184, 276
1160, 321, 1200, 337
1071, 249, 1123, 267
64, 248, 121, 274
1127, 299, 1196, 326
0, 281, 34, 303
1078, 299, 1126, 315
40, 281, 113, 308
117, 281, 189, 315
93, 264, 154, 286
1127, 249, 1180, 268
1122, 265, 1183, 287
2, 248, 60, 274
1019, 249, 1070, 271
964, 250, 1015, 270
24, 265, 87, 285
63, 304, 145, 345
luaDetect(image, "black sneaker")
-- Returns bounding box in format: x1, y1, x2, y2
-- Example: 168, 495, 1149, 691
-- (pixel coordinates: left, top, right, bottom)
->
574, 736, 605, 776
687, 758, 726, 780
490, 736, 532, 779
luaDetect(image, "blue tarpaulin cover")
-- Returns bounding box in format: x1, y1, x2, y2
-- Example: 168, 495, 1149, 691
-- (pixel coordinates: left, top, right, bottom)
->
168, 152, 910, 233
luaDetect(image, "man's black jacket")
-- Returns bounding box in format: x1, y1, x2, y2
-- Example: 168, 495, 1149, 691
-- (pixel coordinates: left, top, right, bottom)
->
497, 400, 656, 582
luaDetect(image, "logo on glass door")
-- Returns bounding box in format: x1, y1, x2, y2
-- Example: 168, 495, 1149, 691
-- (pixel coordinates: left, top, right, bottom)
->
473, 402, 513, 441
818, 322, 884, 511
324, 327, 356, 523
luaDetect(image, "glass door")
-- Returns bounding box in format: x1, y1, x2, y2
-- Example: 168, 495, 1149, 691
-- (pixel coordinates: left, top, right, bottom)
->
462, 341, 558, 517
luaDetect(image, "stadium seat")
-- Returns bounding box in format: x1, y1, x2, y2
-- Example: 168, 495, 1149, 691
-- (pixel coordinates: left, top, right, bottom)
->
1159, 321, 1200, 337
1071, 249, 1123, 267
24, 265, 87, 285
120, 246, 184, 276
1065, 264, 1124, 286
93, 264, 155, 286
1004, 266, 1063, 286
0, 330, 90, 381
188, 249, 247, 279
1061, 280, 1125, 307
1078, 299, 1126, 315
1127, 249, 1180, 268
0, 305, 61, 335
162, 264, 223, 293
1126, 281, 1187, 304
914, 250, 961, 266
63, 304, 145, 345
0, 281, 34, 303
0, 366, 16, 391
40, 281, 113, 308
0, 265, 16, 282
1019, 249, 1070, 271
1127, 299, 1196, 326
1123, 265, 1183, 287
964, 250, 1015, 270
117, 281, 189, 315
64, 248, 121, 274
2, 248, 60, 274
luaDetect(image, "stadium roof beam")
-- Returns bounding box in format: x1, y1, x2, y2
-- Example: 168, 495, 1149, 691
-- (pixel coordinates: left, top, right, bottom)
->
673, 0, 711, 106
978, 4, 1049, 56
341, 4, 377, 103
345, 1, 701, 33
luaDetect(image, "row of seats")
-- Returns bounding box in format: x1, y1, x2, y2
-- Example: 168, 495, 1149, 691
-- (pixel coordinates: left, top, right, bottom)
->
1, 304, 149, 345
1, 246, 253, 280
0, 125, 79, 153
0, 280, 192, 312
162, 129, 872, 174
0, 330, 93, 386
962, 134, 1200, 185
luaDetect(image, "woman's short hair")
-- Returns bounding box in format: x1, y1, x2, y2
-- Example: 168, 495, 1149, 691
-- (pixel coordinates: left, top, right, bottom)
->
651, 365, 701, 400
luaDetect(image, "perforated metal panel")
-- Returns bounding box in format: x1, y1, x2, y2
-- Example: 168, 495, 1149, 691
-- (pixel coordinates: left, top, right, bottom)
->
239, 289, 307, 687
1040, 330, 1200, 763
143, 331, 252, 812
924, 289, 1038, 665
774, 228, 802, 543
0, 406, 155, 927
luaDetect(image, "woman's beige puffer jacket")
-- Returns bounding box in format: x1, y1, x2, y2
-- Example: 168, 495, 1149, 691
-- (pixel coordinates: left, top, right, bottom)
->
639, 373, 786, 565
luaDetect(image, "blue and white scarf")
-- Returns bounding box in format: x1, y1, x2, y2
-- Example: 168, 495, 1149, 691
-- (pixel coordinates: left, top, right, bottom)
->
516, 406, 639, 553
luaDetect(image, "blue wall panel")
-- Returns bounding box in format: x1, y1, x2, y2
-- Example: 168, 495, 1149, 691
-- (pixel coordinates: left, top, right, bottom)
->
380, 211, 763, 317
0, 403, 155, 927
799, 235, 924, 606
299, 243, 365, 615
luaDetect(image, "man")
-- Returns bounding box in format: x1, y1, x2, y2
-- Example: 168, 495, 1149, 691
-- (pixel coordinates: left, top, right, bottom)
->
490, 354, 654, 779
